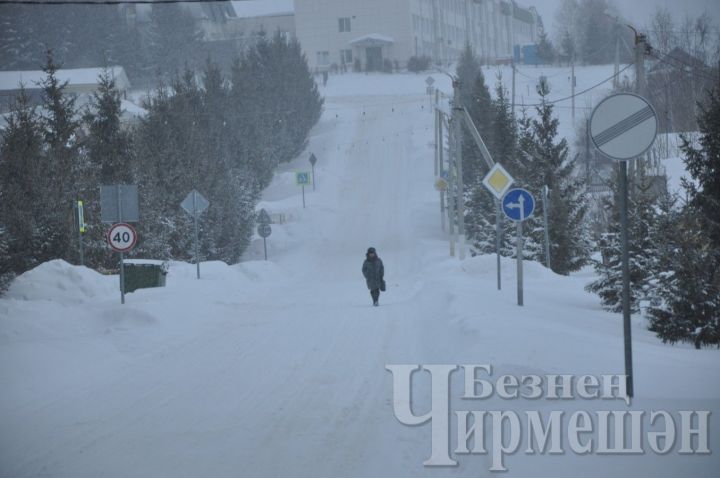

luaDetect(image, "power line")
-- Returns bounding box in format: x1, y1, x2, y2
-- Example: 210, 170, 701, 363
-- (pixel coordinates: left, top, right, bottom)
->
514, 63, 634, 108
0, 0, 231, 4
649, 51, 718, 83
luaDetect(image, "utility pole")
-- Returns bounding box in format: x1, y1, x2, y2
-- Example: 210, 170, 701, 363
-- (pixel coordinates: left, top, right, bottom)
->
452, 77, 466, 260
613, 35, 620, 89
585, 119, 591, 185
447, 116, 456, 257
634, 29, 649, 181
571, 55, 576, 124
438, 106, 447, 233
511, 58, 516, 119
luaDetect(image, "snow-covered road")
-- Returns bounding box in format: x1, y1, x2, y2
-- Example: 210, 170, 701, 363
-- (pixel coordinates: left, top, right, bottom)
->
1, 72, 718, 477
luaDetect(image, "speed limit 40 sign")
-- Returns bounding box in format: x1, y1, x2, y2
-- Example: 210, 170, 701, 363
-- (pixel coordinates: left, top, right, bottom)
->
107, 223, 137, 253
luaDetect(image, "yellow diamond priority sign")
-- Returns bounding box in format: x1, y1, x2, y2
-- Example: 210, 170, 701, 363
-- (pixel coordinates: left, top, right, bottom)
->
482, 163, 515, 200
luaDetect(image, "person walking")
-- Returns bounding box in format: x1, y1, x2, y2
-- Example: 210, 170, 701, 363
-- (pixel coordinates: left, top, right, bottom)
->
362, 247, 385, 306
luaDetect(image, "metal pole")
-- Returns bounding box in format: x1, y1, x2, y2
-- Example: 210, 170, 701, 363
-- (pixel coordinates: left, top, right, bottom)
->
619, 161, 634, 398
311, 164, 316, 191
585, 119, 591, 184
452, 78, 466, 260
117, 186, 125, 305
77, 200, 84, 266
119, 252, 125, 305
495, 199, 502, 290
439, 112, 446, 233
193, 192, 200, 280
448, 118, 456, 257
543, 185, 551, 270
511, 58, 516, 119
263, 237, 268, 261
516, 220, 523, 306
440, 189, 446, 232
613, 36, 620, 89
571, 57, 576, 124
434, 109, 439, 177
302, 185, 306, 208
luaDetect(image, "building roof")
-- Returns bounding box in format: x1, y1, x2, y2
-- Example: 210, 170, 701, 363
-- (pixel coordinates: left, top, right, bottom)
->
349, 34, 395, 46
230, 0, 294, 19
0, 66, 130, 92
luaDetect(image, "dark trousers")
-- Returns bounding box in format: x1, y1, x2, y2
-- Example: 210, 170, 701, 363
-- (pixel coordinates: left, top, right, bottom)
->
370, 289, 380, 303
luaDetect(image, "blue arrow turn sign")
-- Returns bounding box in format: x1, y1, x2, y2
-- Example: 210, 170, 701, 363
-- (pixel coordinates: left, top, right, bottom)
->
502, 188, 535, 222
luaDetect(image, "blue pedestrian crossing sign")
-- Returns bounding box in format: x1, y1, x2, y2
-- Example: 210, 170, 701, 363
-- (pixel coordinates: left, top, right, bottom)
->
502, 188, 535, 222
296, 171, 312, 186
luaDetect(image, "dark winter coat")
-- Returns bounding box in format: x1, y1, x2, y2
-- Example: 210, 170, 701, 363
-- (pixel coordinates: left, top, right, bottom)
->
362, 256, 384, 291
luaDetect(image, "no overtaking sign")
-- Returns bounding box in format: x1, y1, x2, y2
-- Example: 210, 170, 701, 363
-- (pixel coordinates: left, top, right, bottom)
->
590, 93, 658, 161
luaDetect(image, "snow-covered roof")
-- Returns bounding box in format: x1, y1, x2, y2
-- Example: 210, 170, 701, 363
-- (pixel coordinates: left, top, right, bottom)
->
230, 0, 294, 19
349, 34, 395, 46
0, 66, 130, 92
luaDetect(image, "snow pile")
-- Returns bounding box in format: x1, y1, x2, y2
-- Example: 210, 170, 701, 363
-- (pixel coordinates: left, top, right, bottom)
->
4, 260, 116, 305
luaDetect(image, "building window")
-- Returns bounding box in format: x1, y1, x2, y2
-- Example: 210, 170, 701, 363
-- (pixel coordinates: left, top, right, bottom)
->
338, 17, 351, 32
340, 49, 353, 64
316, 51, 330, 66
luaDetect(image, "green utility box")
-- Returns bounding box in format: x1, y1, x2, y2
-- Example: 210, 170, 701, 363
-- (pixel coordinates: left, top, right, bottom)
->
123, 261, 169, 293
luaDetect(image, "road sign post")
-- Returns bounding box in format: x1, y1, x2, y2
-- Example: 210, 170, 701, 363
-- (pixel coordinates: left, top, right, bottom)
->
76, 200, 85, 266
257, 209, 272, 261
107, 222, 138, 304
181, 190, 210, 280
589, 92, 658, 399
309, 153, 318, 191
482, 163, 515, 291
542, 185, 551, 270
502, 188, 535, 306
296, 172, 312, 208
101, 184, 139, 304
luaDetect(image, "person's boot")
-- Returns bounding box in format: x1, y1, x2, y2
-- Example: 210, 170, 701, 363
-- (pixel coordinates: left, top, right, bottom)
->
373, 301, 379, 306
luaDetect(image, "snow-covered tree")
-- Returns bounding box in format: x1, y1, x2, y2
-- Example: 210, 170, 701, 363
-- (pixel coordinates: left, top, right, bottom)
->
39, 51, 82, 263
518, 89, 591, 273
647, 88, 720, 347
81, 70, 135, 268
585, 175, 658, 313
0, 87, 45, 280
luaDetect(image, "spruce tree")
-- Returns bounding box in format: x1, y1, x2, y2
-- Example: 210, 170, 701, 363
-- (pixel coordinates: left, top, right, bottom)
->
82, 70, 135, 268
520, 88, 591, 273
585, 174, 658, 313
39, 51, 81, 262
0, 87, 45, 278
647, 88, 720, 347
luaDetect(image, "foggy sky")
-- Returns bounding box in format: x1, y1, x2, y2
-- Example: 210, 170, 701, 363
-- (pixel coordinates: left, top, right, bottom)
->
533, 0, 720, 35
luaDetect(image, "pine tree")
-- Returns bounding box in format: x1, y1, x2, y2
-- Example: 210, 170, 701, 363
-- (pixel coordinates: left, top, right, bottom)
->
647, 88, 720, 347
520, 89, 591, 273
81, 70, 135, 268
39, 51, 81, 263
585, 174, 658, 313
0, 87, 45, 280
455, 45, 497, 256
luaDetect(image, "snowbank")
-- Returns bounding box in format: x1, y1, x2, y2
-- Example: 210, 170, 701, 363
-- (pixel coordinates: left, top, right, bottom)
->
4, 260, 116, 305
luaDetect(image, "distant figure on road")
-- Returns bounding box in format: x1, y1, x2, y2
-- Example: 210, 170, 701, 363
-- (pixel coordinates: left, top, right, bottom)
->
362, 247, 385, 307
322, 70, 329, 87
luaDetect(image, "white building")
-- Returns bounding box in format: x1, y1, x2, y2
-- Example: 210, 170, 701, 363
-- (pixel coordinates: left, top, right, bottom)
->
294, 0, 541, 72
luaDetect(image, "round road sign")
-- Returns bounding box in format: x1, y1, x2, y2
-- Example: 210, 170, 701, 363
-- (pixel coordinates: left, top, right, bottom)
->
257, 223, 272, 238
589, 93, 658, 161
502, 188, 535, 222
107, 223, 137, 253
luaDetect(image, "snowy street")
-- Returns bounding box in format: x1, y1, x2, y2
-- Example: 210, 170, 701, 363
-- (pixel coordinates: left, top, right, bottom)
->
1, 71, 718, 477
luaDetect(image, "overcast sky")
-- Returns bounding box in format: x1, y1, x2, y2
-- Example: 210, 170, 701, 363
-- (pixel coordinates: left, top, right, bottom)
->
533, 0, 720, 36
